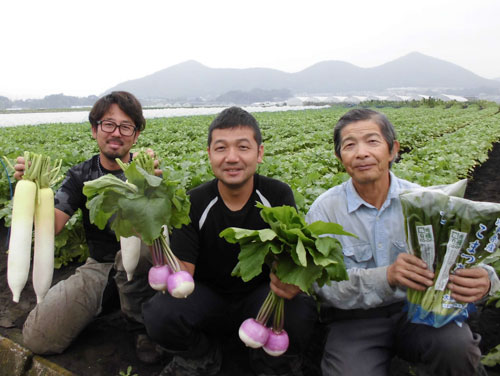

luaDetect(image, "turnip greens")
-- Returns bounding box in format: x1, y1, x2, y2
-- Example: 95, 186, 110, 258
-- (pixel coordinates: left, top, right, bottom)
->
220, 202, 355, 354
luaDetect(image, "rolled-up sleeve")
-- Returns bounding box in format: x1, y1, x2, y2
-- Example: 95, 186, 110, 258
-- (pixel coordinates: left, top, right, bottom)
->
314, 266, 406, 310
306, 179, 409, 309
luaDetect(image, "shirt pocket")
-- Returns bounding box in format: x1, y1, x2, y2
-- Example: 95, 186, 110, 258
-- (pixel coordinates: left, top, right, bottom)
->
342, 242, 373, 269
390, 240, 408, 263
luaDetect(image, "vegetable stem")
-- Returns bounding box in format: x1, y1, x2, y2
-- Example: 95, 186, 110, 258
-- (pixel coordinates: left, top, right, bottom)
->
256, 291, 277, 325
159, 232, 181, 273
272, 295, 285, 332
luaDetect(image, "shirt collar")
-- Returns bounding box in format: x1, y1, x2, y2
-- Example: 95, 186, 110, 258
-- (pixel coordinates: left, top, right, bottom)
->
346, 171, 399, 213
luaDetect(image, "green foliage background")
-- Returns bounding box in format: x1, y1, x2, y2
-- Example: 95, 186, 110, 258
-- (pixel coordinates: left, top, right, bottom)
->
1, 101, 500, 267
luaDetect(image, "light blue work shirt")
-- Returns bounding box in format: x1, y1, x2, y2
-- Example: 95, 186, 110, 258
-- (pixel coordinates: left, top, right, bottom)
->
305, 172, 419, 310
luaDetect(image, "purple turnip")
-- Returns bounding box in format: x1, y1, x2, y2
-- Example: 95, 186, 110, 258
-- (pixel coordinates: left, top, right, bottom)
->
148, 264, 171, 291
238, 318, 270, 348
263, 329, 289, 356
149, 233, 195, 298
167, 271, 195, 298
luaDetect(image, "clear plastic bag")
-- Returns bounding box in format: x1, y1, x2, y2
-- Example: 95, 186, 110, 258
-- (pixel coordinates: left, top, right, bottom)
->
400, 180, 500, 327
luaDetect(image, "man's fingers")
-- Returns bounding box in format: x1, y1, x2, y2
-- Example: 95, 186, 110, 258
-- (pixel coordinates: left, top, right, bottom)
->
448, 267, 490, 302
453, 267, 488, 279
448, 283, 483, 299
269, 272, 300, 300
397, 268, 434, 289
13, 156, 27, 180
387, 253, 434, 289
448, 287, 484, 303
400, 277, 429, 291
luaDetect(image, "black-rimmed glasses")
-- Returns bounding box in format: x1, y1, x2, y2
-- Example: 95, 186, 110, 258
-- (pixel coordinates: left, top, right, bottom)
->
97, 120, 137, 136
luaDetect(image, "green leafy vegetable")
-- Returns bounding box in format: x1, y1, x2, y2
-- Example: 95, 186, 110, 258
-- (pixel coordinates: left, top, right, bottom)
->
401, 185, 500, 327
54, 209, 89, 268
220, 202, 355, 293
83, 156, 191, 245
482, 343, 500, 367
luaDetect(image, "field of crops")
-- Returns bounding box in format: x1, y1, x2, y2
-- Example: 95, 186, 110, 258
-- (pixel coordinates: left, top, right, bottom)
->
1, 102, 500, 264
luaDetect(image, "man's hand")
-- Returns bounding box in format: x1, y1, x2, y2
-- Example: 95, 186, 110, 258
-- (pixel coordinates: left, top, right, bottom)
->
145, 148, 162, 177
387, 253, 434, 290
448, 267, 490, 303
13, 156, 26, 180
269, 272, 300, 300
132, 148, 162, 176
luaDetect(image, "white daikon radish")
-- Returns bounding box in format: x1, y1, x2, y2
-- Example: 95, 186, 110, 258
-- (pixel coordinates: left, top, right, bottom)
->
7, 179, 37, 303
33, 187, 55, 303
120, 235, 142, 281
5, 152, 62, 303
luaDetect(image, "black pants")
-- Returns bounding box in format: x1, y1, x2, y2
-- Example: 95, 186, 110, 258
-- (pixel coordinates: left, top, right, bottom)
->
142, 281, 318, 374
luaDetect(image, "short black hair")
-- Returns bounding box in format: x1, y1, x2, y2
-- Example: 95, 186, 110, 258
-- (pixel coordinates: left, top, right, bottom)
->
89, 91, 146, 132
207, 106, 262, 146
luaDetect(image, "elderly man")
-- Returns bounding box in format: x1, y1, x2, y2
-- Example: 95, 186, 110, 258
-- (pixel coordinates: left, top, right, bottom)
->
306, 108, 499, 376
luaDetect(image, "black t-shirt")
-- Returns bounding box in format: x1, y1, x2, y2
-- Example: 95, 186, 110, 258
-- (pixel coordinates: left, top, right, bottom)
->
54, 154, 128, 262
170, 174, 296, 295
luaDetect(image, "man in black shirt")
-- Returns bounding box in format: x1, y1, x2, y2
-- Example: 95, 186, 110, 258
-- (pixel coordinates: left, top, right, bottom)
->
143, 107, 318, 376
15, 91, 162, 364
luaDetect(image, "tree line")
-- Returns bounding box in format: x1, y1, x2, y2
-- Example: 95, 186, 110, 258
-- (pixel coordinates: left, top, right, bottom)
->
0, 94, 99, 110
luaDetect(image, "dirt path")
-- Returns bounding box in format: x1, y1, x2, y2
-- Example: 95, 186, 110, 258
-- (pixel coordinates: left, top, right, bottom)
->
463, 142, 500, 372
1, 142, 500, 376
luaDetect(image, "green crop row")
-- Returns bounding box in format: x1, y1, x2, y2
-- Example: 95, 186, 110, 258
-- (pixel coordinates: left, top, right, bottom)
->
393, 113, 500, 186
2, 104, 498, 211
1, 103, 499, 265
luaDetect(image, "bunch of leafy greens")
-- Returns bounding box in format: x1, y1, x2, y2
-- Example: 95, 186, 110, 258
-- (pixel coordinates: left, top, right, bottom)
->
220, 203, 355, 294
401, 185, 500, 328
54, 209, 89, 268
82, 156, 190, 245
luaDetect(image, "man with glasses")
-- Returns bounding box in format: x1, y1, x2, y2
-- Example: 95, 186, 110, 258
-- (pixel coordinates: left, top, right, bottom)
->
14, 91, 163, 364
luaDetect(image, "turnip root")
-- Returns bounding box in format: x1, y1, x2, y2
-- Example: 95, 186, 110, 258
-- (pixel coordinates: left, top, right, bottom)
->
167, 271, 195, 298
148, 264, 172, 292
238, 318, 270, 349
263, 329, 289, 356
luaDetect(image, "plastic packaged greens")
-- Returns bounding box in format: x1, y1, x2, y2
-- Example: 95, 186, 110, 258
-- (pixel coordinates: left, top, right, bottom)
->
401, 181, 500, 328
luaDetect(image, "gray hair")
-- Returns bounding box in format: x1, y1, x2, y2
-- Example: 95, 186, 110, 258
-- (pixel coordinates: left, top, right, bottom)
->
333, 109, 398, 166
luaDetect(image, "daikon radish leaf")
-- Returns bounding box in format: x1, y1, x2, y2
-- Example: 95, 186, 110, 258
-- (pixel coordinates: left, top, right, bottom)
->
83, 159, 190, 245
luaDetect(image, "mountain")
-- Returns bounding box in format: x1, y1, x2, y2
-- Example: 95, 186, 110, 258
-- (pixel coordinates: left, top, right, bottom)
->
107, 60, 291, 100
105, 53, 500, 100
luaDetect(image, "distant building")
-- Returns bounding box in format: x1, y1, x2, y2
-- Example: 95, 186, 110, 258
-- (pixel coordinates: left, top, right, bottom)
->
344, 96, 362, 104
435, 94, 468, 102
325, 96, 347, 103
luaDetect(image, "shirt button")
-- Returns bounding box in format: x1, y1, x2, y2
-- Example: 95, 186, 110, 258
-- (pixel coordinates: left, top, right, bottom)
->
378, 243, 382, 248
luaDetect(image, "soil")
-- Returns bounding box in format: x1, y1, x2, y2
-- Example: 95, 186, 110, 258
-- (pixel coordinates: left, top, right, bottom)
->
1, 142, 500, 376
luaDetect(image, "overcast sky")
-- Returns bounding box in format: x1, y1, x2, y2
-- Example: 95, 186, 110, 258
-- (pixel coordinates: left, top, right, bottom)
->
2, 0, 499, 99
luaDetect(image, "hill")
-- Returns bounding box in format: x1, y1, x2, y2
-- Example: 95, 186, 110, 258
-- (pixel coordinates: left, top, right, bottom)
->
105, 52, 500, 100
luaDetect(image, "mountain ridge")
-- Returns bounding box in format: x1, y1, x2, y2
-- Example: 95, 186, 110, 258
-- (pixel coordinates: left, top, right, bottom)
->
105, 52, 500, 100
